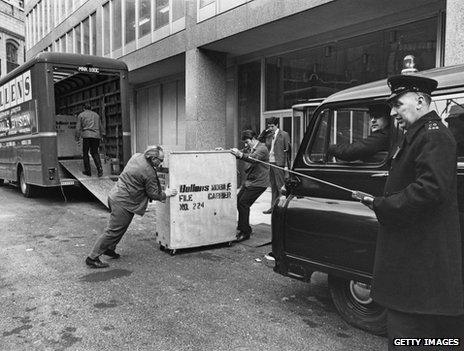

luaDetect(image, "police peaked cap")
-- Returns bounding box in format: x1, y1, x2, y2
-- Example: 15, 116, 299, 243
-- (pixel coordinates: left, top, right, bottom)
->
387, 74, 438, 102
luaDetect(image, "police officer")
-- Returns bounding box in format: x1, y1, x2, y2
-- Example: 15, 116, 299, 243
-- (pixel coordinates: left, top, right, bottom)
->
327, 104, 391, 162
357, 74, 464, 349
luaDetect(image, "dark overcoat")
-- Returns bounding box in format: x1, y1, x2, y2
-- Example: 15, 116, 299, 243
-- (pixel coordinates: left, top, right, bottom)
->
372, 110, 464, 315
327, 129, 390, 162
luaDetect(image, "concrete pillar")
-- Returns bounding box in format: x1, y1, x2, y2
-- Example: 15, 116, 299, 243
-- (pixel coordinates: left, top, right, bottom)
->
225, 63, 238, 149
185, 48, 227, 150
445, 0, 464, 66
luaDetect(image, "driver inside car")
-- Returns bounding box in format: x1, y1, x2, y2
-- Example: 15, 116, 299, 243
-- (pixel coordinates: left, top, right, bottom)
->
327, 104, 391, 163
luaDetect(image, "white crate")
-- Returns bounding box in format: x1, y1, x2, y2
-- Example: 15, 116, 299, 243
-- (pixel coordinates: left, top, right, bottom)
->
155, 150, 237, 252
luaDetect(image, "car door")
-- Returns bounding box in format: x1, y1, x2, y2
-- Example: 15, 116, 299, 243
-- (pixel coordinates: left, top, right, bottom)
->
284, 103, 395, 276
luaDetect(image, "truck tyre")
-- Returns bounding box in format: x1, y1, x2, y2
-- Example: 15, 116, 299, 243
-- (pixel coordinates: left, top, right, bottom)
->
328, 275, 387, 335
19, 168, 34, 198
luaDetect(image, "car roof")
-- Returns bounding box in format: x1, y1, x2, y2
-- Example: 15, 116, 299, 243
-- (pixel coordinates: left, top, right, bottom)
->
321, 64, 464, 105
292, 98, 325, 110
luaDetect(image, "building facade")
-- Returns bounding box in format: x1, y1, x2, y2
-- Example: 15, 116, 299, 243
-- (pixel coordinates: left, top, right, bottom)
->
24, 0, 464, 155
0, 0, 25, 78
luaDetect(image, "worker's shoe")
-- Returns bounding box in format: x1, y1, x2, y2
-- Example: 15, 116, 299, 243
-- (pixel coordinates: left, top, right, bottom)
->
97, 169, 103, 177
262, 208, 273, 214
82, 171, 91, 177
103, 249, 120, 259
236, 231, 251, 242
85, 256, 109, 268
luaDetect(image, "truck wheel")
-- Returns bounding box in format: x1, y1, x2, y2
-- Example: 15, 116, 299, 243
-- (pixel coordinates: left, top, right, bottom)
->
328, 275, 387, 335
19, 169, 34, 198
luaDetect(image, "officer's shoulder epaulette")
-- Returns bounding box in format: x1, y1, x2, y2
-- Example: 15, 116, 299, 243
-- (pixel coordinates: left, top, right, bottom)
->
426, 120, 440, 131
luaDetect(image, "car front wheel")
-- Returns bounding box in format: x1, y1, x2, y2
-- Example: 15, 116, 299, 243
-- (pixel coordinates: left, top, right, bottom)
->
328, 275, 387, 335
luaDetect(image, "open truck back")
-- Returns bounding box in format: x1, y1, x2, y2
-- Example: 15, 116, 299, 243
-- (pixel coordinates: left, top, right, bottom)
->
0, 53, 130, 205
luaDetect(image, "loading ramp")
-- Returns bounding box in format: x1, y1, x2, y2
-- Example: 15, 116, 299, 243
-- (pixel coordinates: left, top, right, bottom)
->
59, 159, 117, 208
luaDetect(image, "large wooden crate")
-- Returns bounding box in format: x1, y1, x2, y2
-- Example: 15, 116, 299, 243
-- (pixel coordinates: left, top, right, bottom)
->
155, 150, 237, 253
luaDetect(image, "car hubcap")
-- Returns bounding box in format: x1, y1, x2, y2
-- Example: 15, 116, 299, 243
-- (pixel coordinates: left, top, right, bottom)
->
349, 281, 373, 305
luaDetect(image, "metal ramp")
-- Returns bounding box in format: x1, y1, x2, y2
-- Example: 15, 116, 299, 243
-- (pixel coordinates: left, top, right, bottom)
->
59, 159, 117, 208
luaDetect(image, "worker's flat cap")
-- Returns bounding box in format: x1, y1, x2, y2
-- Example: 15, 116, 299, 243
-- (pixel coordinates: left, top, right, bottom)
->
387, 74, 438, 102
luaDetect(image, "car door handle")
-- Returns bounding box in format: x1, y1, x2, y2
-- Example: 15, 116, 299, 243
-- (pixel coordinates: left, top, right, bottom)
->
371, 172, 388, 178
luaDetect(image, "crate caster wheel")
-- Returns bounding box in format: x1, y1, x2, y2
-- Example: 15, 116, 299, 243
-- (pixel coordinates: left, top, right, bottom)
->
169, 249, 177, 256
227, 241, 233, 247
159, 245, 165, 251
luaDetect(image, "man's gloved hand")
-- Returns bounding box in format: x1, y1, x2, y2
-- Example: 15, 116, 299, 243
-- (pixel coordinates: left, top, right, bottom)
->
165, 188, 178, 197
352, 190, 374, 209
230, 148, 243, 158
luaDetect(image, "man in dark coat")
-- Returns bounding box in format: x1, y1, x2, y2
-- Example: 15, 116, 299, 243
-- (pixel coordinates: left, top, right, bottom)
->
358, 74, 464, 348
260, 117, 291, 214
231, 130, 269, 242
327, 104, 391, 162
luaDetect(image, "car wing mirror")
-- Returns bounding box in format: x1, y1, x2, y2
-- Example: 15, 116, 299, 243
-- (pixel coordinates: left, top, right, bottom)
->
283, 175, 301, 196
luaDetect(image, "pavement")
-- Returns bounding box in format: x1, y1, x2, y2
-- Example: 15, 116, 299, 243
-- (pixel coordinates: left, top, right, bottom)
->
0, 184, 386, 351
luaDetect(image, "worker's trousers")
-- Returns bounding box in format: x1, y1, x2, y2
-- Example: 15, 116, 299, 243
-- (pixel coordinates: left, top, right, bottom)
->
89, 198, 134, 259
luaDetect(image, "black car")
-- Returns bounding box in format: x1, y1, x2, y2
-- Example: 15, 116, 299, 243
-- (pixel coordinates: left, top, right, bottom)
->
271, 64, 464, 335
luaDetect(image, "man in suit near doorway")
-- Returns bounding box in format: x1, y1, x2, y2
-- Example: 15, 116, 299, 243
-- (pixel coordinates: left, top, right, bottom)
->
262, 117, 291, 214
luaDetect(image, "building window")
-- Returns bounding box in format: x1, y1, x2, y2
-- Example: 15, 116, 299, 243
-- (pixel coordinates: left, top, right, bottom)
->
112, 0, 122, 50
48, 0, 54, 33
155, 0, 169, 29
172, 0, 185, 21
83, 17, 90, 54
125, 0, 135, 44
90, 13, 97, 55
238, 61, 261, 134
199, 0, 214, 8
60, 35, 66, 52
75, 24, 82, 53
66, 30, 73, 53
33, 7, 37, 45
139, 0, 151, 38
265, 16, 439, 111
103, 3, 110, 55
60, 1, 66, 22
67, 0, 73, 14
6, 41, 19, 73
37, 1, 43, 39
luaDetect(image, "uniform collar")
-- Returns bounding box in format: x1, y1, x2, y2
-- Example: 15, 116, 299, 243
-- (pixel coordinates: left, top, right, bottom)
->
405, 110, 440, 144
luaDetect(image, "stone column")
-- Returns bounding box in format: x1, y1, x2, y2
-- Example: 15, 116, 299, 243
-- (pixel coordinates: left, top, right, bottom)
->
185, 48, 227, 150
445, 0, 464, 66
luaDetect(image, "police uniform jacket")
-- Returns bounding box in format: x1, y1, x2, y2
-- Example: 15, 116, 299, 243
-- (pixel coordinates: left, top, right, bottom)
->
109, 153, 166, 216
327, 129, 390, 162
372, 110, 464, 315
240, 142, 270, 188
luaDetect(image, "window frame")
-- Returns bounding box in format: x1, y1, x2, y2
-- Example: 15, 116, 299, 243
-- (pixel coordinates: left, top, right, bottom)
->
304, 102, 393, 168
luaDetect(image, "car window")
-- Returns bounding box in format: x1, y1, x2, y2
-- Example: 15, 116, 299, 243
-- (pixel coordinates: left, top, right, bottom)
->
431, 96, 464, 163
307, 104, 391, 165
308, 109, 330, 163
